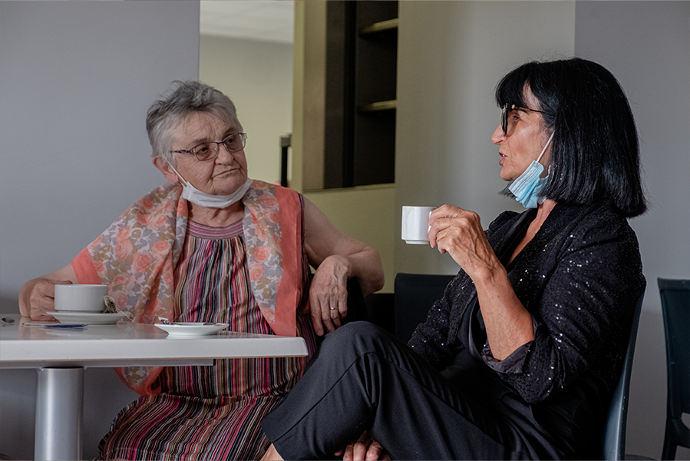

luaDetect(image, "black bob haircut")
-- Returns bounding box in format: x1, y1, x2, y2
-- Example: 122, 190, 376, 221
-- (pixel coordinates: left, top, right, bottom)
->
495, 58, 647, 217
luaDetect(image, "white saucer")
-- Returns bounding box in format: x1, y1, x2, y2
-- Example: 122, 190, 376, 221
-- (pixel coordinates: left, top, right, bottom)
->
47, 311, 127, 325
154, 323, 229, 337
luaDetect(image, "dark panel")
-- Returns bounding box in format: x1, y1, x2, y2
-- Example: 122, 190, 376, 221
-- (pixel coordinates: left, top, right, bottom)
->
355, 28, 397, 105
324, 1, 356, 188
324, 1, 398, 188
355, 1, 398, 27
353, 110, 396, 185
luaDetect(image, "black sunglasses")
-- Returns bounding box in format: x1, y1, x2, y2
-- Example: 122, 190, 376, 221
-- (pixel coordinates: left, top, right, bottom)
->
501, 104, 545, 135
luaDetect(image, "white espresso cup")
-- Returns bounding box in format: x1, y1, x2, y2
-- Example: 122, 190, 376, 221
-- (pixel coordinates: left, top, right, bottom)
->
401, 206, 434, 244
54, 284, 108, 312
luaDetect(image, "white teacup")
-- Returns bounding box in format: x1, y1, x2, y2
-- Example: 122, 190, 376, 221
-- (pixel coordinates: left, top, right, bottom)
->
402, 206, 434, 244
54, 284, 108, 312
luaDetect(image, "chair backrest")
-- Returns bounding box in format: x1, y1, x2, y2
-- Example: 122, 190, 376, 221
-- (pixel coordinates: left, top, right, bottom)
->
394, 273, 455, 343
602, 293, 645, 460
658, 278, 690, 420
341, 278, 396, 335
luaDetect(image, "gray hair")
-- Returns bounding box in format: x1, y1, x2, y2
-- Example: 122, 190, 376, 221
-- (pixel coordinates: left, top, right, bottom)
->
146, 81, 242, 165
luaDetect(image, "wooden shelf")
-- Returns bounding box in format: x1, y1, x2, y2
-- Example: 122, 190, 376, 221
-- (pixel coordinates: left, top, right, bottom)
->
358, 100, 397, 113
324, 1, 398, 188
359, 18, 399, 35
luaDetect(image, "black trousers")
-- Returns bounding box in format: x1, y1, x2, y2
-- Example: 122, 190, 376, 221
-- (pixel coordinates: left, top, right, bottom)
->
261, 322, 566, 460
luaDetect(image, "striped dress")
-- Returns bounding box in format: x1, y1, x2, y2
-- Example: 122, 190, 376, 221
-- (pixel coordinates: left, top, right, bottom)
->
97, 219, 317, 460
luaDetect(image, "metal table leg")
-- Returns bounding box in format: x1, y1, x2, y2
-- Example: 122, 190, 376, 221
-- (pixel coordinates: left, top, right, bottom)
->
34, 367, 83, 461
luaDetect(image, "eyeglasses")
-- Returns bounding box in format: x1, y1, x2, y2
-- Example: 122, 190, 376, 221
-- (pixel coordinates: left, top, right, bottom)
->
501, 104, 545, 135
171, 133, 247, 161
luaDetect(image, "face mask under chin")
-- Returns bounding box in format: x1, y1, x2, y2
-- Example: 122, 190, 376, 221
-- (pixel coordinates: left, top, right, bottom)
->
506, 131, 554, 209
166, 161, 252, 209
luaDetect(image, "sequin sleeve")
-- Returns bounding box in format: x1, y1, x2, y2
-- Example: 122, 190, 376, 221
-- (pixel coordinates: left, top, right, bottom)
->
490, 206, 645, 403
407, 284, 460, 370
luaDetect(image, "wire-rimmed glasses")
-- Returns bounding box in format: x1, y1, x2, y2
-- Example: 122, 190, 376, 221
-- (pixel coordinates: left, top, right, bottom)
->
171, 132, 247, 161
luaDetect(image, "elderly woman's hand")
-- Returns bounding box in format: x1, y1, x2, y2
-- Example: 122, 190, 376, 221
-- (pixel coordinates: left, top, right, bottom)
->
19, 278, 72, 321
428, 205, 502, 281
306, 255, 351, 336
335, 431, 391, 461
19, 263, 78, 321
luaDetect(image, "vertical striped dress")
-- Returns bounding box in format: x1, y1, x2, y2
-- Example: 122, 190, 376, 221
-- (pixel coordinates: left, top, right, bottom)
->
97, 219, 317, 460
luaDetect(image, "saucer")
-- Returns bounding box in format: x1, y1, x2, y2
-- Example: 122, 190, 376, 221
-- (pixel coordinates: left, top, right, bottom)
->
47, 311, 127, 325
154, 323, 229, 337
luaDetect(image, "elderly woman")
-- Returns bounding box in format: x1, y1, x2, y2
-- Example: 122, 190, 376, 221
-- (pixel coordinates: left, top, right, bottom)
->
19, 81, 384, 460
260, 57, 646, 460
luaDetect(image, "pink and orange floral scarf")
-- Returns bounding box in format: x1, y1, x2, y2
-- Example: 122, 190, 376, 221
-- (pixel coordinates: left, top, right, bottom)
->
72, 179, 306, 395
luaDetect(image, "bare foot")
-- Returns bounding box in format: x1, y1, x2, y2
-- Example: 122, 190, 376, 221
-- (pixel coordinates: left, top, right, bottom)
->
261, 443, 284, 461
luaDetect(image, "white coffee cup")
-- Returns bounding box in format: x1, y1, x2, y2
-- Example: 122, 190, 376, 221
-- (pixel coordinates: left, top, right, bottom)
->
54, 284, 108, 312
401, 206, 434, 244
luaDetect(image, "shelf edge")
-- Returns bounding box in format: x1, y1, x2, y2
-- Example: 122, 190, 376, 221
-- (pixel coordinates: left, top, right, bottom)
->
359, 18, 399, 35
358, 100, 397, 113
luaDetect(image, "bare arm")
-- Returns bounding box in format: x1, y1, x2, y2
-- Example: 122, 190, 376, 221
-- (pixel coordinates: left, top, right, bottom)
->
303, 197, 384, 336
19, 263, 78, 320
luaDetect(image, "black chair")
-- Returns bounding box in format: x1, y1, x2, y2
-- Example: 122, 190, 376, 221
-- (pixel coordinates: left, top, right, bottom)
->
658, 278, 690, 460
602, 293, 646, 460
393, 273, 454, 343
342, 278, 395, 336
362, 291, 395, 336
366, 273, 647, 459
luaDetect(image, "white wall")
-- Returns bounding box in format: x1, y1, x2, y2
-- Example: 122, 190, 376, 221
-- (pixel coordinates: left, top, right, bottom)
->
395, 1, 688, 458
200, 34, 293, 185
0, 2, 200, 459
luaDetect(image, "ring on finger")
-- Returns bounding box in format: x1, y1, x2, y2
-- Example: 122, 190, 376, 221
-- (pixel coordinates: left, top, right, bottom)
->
329, 306, 337, 310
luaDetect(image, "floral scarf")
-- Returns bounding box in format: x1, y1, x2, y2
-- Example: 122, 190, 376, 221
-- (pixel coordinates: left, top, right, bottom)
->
72, 179, 306, 395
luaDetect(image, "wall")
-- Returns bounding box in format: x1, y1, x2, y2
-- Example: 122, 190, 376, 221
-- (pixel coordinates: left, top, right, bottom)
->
304, 184, 396, 293
396, 1, 576, 276
200, 35, 293, 185
395, 1, 689, 458
574, 3, 690, 457
0, 2, 200, 459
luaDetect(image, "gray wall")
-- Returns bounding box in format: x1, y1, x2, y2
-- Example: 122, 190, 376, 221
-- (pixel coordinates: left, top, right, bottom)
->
575, 2, 690, 457
396, 0, 576, 275
396, 1, 689, 458
0, 2, 200, 459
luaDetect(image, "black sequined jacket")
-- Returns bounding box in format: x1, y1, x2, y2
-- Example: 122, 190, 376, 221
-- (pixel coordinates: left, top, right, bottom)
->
409, 200, 646, 407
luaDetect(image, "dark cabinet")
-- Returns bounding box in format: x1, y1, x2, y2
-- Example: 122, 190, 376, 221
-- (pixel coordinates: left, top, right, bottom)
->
324, 1, 398, 188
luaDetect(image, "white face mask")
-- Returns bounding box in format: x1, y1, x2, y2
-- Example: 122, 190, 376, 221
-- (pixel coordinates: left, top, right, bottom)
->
508, 131, 554, 208
167, 161, 252, 208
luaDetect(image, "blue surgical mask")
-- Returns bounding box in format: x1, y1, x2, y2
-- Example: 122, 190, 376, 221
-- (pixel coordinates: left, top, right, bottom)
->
508, 132, 554, 208
167, 161, 252, 208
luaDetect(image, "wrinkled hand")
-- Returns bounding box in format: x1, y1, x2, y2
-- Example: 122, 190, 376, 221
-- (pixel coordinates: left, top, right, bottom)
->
335, 431, 390, 461
306, 255, 350, 336
428, 205, 501, 279
24, 279, 73, 321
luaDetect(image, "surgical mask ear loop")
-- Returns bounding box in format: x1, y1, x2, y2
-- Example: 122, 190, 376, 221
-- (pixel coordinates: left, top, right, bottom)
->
166, 161, 190, 187
535, 131, 555, 166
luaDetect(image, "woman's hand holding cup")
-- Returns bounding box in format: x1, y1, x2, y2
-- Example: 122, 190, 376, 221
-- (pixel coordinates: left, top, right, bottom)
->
20, 278, 73, 321
429, 205, 501, 280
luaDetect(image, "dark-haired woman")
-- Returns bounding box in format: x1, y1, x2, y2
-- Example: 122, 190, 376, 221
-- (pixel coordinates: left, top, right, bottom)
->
258, 57, 647, 460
